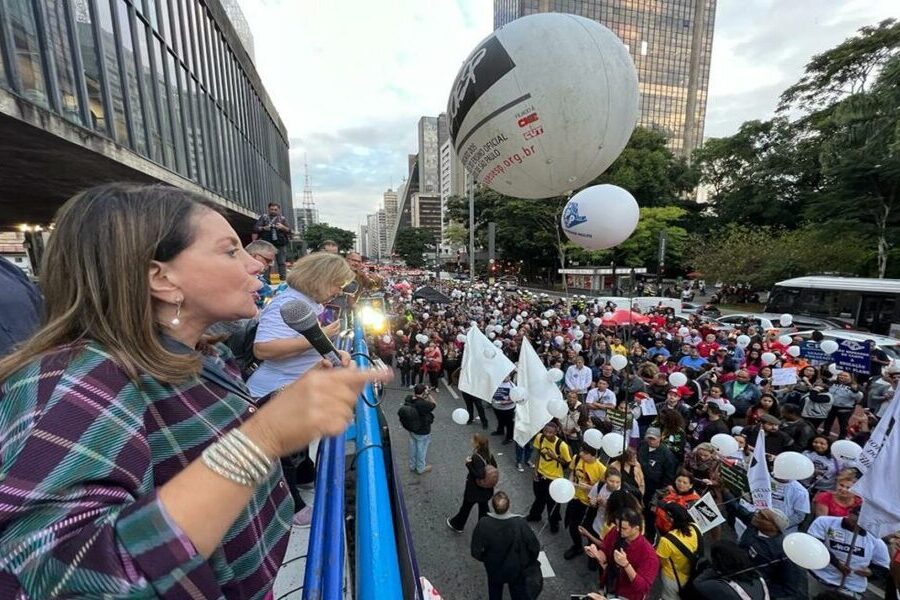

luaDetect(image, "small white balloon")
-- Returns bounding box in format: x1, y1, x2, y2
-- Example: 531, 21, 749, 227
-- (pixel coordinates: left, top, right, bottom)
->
778, 335, 792, 346
554, 335, 565, 346
610, 354, 628, 371
710, 434, 739, 457
783, 533, 831, 570
541, 319, 550, 327
678, 327, 690, 336
520, 311, 528, 318
451, 408, 470, 425
736, 335, 751, 348
572, 342, 582, 353
773, 451, 814, 481
493, 340, 503, 348
779, 313, 793, 327
574, 329, 585, 340
583, 428, 604, 450
722, 402, 736, 417
510, 319, 520, 328
828, 363, 839, 375
601, 433, 625, 458
577, 314, 587, 324
603, 312, 613, 319
547, 368, 564, 383
382, 335, 391, 343
509, 329, 518, 337
549, 478, 576, 504
592, 317, 602, 327
488, 331, 496, 339
510, 386, 527, 403
416, 334, 429, 344
547, 399, 569, 419
457, 333, 466, 343
396, 330, 404, 336
820, 340, 839, 355
761, 352, 777, 366
498, 303, 504, 308
493, 309, 501, 317
787, 345, 801, 357
547, 309, 556, 317
668, 372, 688, 387
831, 439, 863, 462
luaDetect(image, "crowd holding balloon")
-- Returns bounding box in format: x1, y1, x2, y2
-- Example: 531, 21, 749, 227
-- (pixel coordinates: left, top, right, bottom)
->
372, 275, 900, 600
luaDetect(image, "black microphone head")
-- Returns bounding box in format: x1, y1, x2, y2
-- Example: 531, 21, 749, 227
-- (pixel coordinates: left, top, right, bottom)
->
280, 300, 319, 331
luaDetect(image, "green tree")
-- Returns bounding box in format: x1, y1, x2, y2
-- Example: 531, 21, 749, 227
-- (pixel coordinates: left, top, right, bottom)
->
302, 223, 355, 253
394, 228, 436, 268
691, 118, 822, 228
443, 221, 468, 250
591, 127, 698, 206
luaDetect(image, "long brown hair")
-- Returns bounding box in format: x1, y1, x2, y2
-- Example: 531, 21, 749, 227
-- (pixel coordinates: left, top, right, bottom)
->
473, 432, 491, 461
0, 183, 222, 384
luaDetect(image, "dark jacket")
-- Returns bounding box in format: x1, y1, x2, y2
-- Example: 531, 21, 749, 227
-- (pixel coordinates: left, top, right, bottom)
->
780, 418, 816, 452
405, 395, 435, 435
738, 525, 805, 599
471, 513, 540, 581
464, 452, 498, 503
693, 571, 770, 600
638, 443, 678, 493
253, 213, 291, 246
699, 418, 729, 444
0, 258, 41, 357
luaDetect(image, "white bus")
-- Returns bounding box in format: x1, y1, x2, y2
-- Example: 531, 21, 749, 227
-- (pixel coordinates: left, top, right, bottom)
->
765, 276, 900, 337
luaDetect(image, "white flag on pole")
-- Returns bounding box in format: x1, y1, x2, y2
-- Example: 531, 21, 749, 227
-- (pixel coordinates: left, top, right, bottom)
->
458, 325, 515, 403
853, 384, 900, 536
748, 428, 772, 508
513, 338, 558, 447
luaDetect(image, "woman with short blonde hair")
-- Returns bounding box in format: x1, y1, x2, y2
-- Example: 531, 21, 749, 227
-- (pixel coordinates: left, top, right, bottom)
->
247, 251, 354, 398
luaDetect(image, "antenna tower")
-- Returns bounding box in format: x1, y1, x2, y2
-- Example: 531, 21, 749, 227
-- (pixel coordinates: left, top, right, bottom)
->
302, 154, 317, 226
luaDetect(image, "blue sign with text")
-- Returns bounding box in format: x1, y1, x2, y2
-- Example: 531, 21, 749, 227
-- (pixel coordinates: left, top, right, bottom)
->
799, 339, 873, 375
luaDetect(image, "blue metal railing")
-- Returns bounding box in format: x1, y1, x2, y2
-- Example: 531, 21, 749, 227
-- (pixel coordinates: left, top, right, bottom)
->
301, 321, 403, 600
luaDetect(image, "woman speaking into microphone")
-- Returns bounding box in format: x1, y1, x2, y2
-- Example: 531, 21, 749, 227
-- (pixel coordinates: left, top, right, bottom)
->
0, 184, 389, 599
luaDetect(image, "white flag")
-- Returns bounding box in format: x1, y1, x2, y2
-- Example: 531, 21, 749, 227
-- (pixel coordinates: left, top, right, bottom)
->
688, 492, 726, 534
853, 384, 900, 536
748, 428, 772, 508
458, 325, 515, 403
513, 338, 559, 447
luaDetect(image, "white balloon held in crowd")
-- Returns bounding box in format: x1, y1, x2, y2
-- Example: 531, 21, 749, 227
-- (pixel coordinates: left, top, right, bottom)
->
610, 354, 628, 371
736, 335, 751, 348
547, 368, 564, 383
668, 372, 687, 387
509, 386, 527, 403
547, 400, 570, 420
773, 451, 814, 481
820, 339, 839, 355
831, 439, 863, 462
710, 434, 739, 457
583, 428, 604, 450
761, 352, 777, 366
451, 408, 470, 425
787, 345, 801, 357
782, 533, 831, 570
601, 433, 625, 458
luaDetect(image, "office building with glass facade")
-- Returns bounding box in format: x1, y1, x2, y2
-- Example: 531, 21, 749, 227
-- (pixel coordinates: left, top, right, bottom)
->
0, 0, 290, 231
494, 0, 716, 156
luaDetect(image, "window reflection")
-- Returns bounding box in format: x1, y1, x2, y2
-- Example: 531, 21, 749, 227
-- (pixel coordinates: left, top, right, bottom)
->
43, 0, 82, 123
8, 0, 48, 107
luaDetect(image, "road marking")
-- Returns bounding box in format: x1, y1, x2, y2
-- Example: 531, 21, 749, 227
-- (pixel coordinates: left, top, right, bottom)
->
537, 551, 555, 578
442, 379, 460, 401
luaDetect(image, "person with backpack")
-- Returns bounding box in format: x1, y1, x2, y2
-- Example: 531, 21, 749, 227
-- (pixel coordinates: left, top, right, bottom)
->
446, 433, 498, 533
564, 446, 607, 559
655, 502, 702, 600
526, 421, 573, 533
398, 384, 436, 474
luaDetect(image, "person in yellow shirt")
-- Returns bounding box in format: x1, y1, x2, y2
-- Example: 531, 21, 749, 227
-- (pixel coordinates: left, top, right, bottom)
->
655, 502, 701, 600
564, 446, 607, 560
609, 337, 628, 356
525, 422, 572, 533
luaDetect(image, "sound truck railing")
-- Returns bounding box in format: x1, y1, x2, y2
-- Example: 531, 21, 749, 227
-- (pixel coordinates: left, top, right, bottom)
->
301, 316, 421, 600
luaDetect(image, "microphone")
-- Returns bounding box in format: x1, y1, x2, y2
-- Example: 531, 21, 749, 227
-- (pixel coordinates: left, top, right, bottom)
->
280, 300, 343, 367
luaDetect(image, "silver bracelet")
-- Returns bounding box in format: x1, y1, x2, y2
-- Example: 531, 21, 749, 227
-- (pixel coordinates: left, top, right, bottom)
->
202, 429, 275, 488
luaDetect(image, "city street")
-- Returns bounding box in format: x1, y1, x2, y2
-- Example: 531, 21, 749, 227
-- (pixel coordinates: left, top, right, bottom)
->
380, 379, 599, 598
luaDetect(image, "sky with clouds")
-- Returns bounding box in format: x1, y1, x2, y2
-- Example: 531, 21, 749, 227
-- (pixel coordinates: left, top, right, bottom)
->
237, 0, 897, 232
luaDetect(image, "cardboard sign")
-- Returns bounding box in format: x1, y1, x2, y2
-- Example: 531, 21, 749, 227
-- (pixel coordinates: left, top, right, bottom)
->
638, 397, 658, 416
688, 492, 726, 534
720, 462, 750, 496
771, 367, 798, 387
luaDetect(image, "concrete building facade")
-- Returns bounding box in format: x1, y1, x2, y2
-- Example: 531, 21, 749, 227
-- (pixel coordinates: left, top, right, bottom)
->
0, 0, 290, 233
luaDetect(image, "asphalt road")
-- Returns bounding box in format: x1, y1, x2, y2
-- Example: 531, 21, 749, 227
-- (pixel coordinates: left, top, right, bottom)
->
381, 379, 601, 599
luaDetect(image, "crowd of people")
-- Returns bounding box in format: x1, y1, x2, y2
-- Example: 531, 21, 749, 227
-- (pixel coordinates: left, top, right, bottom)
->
372, 277, 900, 600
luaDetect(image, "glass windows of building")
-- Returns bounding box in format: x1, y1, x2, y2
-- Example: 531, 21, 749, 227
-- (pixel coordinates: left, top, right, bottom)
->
114, 0, 146, 153
43, 1, 82, 123
6, 0, 48, 107
95, 0, 128, 145
72, 1, 108, 133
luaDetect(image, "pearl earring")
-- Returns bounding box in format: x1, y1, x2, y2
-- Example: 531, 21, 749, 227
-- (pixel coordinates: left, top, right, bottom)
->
171, 298, 183, 327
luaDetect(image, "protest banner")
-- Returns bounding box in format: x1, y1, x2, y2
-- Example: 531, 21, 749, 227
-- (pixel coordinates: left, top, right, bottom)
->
771, 367, 798, 386
719, 461, 750, 496
799, 339, 872, 375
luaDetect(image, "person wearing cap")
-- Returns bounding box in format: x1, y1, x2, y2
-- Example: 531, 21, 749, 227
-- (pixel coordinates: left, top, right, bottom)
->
745, 413, 794, 460
638, 426, 678, 539
736, 507, 806, 599
656, 387, 692, 423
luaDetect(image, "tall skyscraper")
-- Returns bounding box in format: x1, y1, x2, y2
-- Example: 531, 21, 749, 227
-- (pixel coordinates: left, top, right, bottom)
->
383, 188, 398, 238
358, 224, 369, 255
417, 116, 441, 194
439, 138, 468, 256
366, 213, 379, 260
494, 0, 716, 156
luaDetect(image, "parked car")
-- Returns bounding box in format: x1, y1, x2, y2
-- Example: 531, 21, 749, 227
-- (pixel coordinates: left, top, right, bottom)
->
681, 302, 721, 318
715, 312, 846, 333
792, 329, 900, 360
